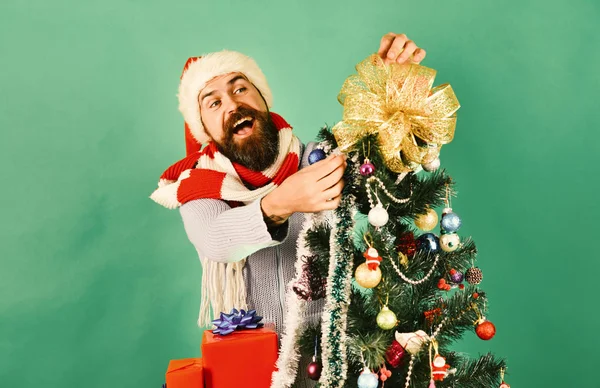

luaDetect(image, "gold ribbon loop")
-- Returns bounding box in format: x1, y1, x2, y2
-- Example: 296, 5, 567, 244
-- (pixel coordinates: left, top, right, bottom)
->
332, 54, 460, 172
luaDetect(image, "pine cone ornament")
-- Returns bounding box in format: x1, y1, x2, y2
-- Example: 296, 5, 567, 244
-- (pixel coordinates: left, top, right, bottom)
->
465, 267, 483, 285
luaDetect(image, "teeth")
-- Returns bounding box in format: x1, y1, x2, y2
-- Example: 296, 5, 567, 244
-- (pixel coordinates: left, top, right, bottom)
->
234, 117, 252, 128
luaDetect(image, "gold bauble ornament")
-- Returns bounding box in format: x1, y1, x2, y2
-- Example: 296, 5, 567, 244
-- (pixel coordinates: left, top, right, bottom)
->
414, 208, 438, 231
376, 306, 398, 330
354, 263, 382, 289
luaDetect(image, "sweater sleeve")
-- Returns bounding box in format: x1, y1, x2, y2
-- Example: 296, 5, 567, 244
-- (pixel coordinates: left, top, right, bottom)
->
179, 198, 290, 263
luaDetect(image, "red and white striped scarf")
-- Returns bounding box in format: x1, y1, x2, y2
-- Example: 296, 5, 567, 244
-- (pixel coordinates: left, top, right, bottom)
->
150, 112, 301, 327
151, 112, 301, 209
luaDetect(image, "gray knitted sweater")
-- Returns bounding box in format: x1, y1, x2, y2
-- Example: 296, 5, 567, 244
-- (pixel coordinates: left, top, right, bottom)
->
179, 142, 322, 387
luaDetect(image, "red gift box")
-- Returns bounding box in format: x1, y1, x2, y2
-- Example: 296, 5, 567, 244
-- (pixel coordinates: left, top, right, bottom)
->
201, 328, 278, 388
165, 358, 204, 388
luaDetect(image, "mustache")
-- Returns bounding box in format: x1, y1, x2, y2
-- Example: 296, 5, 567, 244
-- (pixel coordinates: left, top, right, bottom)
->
224, 106, 261, 135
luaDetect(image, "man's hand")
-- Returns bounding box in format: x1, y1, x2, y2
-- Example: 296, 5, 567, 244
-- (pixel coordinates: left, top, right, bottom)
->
261, 154, 347, 226
378, 32, 426, 65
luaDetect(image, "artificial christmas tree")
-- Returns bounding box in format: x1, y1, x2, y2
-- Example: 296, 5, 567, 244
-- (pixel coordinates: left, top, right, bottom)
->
272, 54, 508, 388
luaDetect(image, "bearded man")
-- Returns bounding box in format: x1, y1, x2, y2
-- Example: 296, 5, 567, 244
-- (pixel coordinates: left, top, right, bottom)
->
151, 32, 426, 386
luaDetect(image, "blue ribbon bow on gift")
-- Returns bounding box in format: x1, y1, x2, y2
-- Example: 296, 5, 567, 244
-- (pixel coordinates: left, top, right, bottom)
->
212, 309, 264, 336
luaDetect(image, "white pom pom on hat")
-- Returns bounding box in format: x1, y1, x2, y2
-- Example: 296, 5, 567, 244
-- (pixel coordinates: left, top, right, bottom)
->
178, 50, 273, 155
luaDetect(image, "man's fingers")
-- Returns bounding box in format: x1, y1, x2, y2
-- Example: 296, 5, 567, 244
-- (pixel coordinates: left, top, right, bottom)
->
312, 154, 346, 177
378, 32, 397, 58
322, 194, 342, 211
385, 34, 408, 62
396, 40, 417, 64
322, 179, 345, 200
301, 152, 341, 173
411, 48, 426, 64
378, 33, 426, 65
317, 162, 345, 191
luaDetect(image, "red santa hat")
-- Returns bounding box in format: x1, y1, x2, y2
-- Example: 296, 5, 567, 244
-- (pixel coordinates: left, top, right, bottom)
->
178, 50, 273, 155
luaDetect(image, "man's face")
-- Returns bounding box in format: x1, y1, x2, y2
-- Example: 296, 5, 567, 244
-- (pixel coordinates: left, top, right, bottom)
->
198, 72, 279, 171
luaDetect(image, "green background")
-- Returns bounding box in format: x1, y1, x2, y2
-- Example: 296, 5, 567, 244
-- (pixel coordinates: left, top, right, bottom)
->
1, 0, 597, 386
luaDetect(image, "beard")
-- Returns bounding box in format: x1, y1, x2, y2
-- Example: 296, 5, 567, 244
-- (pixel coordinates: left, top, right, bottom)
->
215, 106, 279, 172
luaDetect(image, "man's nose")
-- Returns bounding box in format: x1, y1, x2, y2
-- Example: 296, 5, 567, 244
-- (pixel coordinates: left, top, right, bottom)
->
223, 95, 242, 116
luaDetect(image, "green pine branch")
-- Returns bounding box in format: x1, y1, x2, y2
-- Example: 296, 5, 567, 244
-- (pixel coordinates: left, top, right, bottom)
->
305, 223, 332, 278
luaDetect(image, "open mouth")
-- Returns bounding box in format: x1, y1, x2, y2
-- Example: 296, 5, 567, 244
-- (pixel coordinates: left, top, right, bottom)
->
232, 117, 255, 139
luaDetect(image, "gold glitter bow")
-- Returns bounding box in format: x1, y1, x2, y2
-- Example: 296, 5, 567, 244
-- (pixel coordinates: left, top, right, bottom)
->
332, 54, 460, 172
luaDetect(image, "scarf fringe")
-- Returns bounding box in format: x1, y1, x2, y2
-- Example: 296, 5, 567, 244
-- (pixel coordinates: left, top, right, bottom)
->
198, 257, 248, 327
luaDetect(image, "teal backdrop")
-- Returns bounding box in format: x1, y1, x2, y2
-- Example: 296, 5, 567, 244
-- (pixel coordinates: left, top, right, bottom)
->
1, 0, 598, 386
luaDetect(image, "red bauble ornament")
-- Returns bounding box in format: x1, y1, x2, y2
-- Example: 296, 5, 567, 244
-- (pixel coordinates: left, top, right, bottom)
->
307, 360, 322, 380
396, 232, 417, 257
385, 339, 406, 368
475, 319, 496, 340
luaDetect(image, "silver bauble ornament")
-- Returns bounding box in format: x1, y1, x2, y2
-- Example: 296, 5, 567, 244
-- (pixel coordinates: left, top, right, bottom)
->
440, 211, 462, 233
357, 368, 379, 388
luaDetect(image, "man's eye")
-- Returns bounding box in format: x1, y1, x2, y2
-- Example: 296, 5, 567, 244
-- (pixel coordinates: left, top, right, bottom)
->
234, 87, 247, 94
209, 100, 221, 108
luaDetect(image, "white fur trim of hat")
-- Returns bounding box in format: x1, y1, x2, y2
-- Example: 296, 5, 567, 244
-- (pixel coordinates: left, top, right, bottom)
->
178, 50, 273, 145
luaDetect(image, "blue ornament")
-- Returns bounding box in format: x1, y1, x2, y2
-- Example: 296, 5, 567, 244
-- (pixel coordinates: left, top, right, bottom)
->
357, 368, 379, 388
440, 212, 462, 233
308, 149, 327, 165
416, 233, 440, 254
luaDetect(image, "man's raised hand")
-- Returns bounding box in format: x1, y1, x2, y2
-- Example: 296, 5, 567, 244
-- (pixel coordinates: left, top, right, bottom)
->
378, 32, 427, 65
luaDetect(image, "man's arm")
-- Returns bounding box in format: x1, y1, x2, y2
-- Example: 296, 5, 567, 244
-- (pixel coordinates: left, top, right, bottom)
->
180, 197, 289, 263
182, 148, 345, 261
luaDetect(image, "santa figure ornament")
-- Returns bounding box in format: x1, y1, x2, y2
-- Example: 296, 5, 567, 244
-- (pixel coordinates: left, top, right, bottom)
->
363, 247, 383, 270
431, 354, 450, 381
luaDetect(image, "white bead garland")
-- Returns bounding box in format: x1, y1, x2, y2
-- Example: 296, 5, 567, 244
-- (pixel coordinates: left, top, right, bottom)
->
431, 317, 449, 339
388, 254, 440, 285
365, 176, 412, 208
404, 354, 415, 388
